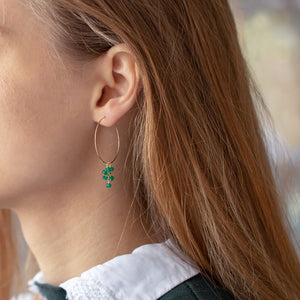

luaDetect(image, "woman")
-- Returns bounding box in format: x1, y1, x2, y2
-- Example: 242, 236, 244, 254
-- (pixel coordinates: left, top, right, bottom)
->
0, 0, 299, 299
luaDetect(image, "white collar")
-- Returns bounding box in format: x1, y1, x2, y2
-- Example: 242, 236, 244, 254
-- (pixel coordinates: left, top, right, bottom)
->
27, 239, 200, 300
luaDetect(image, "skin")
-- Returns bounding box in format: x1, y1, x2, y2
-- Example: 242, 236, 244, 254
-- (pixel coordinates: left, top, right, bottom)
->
0, 0, 156, 286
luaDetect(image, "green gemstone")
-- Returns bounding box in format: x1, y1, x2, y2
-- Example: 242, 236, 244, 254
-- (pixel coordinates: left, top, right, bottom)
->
106, 183, 112, 188
110, 176, 114, 181
102, 170, 107, 175
103, 175, 108, 180
105, 167, 110, 171
110, 167, 114, 171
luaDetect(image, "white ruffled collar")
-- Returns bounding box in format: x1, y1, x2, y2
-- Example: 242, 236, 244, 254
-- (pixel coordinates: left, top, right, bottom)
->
28, 239, 200, 300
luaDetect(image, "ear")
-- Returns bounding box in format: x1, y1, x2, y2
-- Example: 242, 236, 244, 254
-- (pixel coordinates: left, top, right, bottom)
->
89, 43, 142, 127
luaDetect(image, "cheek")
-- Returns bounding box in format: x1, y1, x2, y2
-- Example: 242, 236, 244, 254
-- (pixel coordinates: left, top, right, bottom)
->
0, 54, 92, 206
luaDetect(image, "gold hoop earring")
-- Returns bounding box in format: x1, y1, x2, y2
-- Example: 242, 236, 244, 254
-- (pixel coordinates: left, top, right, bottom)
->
94, 116, 120, 188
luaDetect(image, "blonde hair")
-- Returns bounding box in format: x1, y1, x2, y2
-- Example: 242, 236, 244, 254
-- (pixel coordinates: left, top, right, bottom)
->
1, 0, 300, 299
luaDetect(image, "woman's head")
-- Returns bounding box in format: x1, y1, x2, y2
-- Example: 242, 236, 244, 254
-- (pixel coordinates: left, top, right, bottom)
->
1, 0, 299, 299
0, 0, 141, 210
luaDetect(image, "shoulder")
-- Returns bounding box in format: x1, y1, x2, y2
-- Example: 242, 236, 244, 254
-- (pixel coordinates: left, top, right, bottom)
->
158, 272, 236, 300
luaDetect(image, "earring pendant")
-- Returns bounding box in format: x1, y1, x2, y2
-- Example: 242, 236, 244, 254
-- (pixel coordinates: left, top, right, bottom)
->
102, 162, 115, 188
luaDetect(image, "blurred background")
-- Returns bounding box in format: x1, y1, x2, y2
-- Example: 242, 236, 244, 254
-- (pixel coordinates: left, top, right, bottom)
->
230, 0, 300, 254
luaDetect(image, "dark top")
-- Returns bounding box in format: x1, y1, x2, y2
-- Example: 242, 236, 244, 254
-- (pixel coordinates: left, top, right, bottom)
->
158, 272, 236, 300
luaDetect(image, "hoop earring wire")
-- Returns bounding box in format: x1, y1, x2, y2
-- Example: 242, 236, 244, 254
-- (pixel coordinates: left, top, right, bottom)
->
94, 116, 120, 188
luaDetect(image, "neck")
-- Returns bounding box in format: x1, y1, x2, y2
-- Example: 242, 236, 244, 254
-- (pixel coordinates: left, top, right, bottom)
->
14, 165, 156, 286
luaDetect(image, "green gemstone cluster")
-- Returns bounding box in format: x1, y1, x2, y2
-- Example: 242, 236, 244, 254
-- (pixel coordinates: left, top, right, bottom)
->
102, 163, 115, 188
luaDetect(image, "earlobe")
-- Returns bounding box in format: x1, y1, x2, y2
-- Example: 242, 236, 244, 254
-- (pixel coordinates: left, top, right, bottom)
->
92, 44, 141, 128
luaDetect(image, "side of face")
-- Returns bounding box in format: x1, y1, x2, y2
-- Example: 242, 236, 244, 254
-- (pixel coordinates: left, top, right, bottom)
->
0, 0, 100, 208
